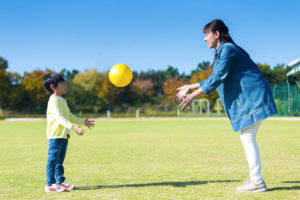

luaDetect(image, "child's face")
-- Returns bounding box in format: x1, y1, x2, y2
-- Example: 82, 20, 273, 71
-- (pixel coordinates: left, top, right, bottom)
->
52, 81, 67, 95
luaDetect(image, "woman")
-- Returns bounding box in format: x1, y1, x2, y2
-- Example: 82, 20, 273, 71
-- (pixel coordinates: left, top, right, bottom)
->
176, 19, 277, 192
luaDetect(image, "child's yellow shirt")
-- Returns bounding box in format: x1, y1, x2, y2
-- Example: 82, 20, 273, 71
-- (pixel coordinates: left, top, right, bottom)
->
46, 95, 84, 139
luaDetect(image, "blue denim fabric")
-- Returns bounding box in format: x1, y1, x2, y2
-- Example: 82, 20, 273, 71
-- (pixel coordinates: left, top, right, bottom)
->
199, 42, 277, 132
46, 139, 68, 186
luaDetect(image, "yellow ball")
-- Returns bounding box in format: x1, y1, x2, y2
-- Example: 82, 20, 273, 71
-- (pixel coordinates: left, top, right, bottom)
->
109, 64, 132, 87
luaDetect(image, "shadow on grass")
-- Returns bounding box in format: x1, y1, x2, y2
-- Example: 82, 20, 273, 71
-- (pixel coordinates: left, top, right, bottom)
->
266, 181, 300, 191
282, 181, 300, 183
76, 180, 240, 190
268, 186, 300, 191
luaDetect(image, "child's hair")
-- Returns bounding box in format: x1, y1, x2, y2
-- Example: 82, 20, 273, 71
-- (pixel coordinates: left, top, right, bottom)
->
43, 73, 65, 94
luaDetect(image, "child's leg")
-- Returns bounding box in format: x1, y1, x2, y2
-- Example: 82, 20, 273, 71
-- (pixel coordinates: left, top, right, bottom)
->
55, 139, 68, 184
46, 139, 63, 186
239, 121, 263, 184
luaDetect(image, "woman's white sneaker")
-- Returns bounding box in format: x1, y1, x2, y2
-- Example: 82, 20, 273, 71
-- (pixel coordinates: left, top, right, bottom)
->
236, 179, 267, 192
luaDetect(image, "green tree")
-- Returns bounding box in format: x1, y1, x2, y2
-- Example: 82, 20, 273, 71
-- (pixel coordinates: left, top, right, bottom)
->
257, 63, 274, 83
6, 72, 24, 110
273, 64, 288, 83
191, 61, 211, 77
138, 70, 167, 95
61, 68, 79, 81
22, 69, 53, 112
163, 76, 188, 104
130, 79, 154, 105
258, 63, 294, 84
165, 66, 179, 79
95, 73, 124, 110
0, 57, 10, 112
69, 69, 102, 113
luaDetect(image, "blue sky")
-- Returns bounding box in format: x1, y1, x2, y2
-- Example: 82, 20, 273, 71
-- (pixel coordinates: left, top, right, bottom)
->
0, 0, 299, 75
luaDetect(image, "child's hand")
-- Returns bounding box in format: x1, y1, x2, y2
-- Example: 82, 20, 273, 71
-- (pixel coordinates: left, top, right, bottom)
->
75, 126, 84, 135
85, 118, 95, 129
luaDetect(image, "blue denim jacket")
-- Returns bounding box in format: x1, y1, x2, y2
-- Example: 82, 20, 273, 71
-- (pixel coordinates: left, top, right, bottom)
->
199, 42, 277, 132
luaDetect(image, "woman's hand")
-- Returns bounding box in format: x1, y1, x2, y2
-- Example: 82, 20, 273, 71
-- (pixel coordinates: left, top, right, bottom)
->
176, 83, 201, 102
175, 85, 191, 102
179, 94, 195, 111
179, 88, 204, 111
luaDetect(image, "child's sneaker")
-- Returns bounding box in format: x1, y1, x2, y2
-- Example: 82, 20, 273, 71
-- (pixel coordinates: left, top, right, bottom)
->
59, 182, 75, 191
45, 184, 66, 192
236, 179, 267, 192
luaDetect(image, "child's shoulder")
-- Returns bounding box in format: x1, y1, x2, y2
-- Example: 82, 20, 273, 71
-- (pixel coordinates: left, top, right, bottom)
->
49, 95, 66, 103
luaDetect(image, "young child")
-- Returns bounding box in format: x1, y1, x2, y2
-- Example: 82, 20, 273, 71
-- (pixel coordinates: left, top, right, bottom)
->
43, 73, 95, 192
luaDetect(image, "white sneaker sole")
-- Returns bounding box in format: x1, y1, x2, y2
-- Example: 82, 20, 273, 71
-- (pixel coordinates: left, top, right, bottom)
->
237, 187, 267, 192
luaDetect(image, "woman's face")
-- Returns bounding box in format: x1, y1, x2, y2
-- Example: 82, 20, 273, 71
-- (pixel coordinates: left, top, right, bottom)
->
204, 31, 220, 49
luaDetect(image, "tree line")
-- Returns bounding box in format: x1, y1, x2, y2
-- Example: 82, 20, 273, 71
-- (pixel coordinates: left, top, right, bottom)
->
0, 56, 299, 115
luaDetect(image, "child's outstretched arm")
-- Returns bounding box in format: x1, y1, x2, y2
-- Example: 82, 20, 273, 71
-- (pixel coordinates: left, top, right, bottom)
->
69, 112, 95, 129
69, 112, 85, 125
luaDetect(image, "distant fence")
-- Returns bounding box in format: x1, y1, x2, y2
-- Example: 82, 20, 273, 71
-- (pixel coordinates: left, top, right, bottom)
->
271, 82, 300, 116
186, 82, 300, 117
92, 82, 300, 118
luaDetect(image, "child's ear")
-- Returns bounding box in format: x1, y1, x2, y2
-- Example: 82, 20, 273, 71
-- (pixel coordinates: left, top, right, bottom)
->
50, 84, 56, 91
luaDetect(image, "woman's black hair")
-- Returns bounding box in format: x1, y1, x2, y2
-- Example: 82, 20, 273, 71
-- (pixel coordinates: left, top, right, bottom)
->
43, 73, 65, 94
203, 19, 249, 66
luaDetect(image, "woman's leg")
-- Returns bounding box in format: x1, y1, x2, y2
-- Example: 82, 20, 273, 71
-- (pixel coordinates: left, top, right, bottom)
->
240, 121, 263, 184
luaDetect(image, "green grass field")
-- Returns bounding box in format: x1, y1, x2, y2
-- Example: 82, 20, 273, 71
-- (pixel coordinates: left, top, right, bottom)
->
0, 119, 300, 200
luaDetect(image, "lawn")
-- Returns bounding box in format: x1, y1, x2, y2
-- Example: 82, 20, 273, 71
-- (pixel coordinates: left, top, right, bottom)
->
0, 119, 299, 200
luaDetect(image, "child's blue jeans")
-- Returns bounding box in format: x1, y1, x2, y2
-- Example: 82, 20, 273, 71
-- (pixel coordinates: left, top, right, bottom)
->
46, 138, 68, 186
